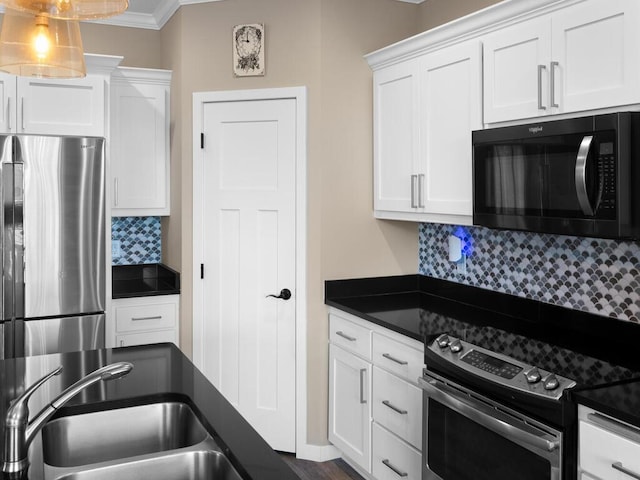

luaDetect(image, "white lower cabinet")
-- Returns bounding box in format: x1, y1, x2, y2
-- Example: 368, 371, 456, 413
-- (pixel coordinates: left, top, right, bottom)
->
578, 405, 640, 480
328, 308, 424, 479
112, 295, 179, 348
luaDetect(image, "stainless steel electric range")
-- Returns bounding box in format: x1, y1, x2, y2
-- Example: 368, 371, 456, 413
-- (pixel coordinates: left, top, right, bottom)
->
419, 315, 637, 480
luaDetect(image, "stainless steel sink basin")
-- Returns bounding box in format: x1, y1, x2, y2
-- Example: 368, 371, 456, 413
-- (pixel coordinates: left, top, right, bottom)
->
50, 450, 242, 480
42, 402, 209, 467
41, 402, 243, 480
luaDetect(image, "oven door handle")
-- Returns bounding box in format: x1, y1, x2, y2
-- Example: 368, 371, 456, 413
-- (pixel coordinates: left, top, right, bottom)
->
418, 376, 560, 454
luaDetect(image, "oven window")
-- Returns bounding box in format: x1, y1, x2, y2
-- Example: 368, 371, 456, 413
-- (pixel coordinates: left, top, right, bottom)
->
427, 400, 552, 480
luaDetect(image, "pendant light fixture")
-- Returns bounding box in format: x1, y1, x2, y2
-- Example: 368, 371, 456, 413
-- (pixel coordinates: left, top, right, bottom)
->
0, 0, 128, 19
0, 8, 86, 78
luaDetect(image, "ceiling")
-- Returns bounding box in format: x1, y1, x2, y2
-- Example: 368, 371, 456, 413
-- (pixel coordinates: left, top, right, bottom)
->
94, 0, 425, 30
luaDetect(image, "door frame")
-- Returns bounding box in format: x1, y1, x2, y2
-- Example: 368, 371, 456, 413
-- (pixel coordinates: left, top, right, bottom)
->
192, 87, 309, 457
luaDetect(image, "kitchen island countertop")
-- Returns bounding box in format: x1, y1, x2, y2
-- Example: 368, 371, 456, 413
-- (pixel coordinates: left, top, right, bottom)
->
0, 343, 298, 480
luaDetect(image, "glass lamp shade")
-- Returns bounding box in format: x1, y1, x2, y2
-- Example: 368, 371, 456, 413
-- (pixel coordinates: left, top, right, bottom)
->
0, 0, 128, 19
0, 8, 86, 78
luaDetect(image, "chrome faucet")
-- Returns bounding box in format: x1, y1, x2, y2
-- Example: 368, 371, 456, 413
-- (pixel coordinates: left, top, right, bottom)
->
1, 362, 133, 474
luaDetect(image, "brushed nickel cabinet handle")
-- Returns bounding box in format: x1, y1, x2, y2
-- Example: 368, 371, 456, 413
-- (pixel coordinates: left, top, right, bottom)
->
382, 400, 407, 415
131, 315, 162, 322
359, 368, 367, 404
382, 459, 408, 477
336, 331, 356, 342
410, 174, 418, 208
613, 462, 640, 480
550, 61, 559, 108
537, 65, 546, 110
382, 353, 408, 365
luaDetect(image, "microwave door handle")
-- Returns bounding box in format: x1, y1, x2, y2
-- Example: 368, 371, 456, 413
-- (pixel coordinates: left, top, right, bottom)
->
418, 377, 560, 454
575, 135, 595, 216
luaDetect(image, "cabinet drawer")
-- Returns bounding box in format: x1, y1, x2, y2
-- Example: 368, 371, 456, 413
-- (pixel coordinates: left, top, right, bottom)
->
580, 419, 640, 479
372, 366, 422, 449
330, 314, 371, 360
116, 329, 177, 348
115, 302, 177, 333
372, 332, 423, 383
372, 423, 421, 480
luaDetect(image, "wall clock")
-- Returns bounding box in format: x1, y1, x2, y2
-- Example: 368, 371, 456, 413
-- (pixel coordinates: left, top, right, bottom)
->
233, 23, 265, 77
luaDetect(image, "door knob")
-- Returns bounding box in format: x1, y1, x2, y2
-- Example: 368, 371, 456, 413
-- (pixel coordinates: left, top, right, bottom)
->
266, 288, 292, 300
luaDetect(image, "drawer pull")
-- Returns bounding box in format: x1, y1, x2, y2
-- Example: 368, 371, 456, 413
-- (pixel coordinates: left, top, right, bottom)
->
587, 413, 640, 443
382, 353, 408, 365
336, 331, 356, 342
131, 315, 163, 322
613, 462, 640, 480
382, 459, 408, 478
382, 400, 407, 415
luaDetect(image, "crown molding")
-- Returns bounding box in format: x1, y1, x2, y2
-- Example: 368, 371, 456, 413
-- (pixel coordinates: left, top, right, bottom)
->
90, 0, 224, 30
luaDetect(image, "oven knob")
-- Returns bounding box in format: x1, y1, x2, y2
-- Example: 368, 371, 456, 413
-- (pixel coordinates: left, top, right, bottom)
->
450, 339, 463, 353
436, 334, 450, 349
543, 374, 560, 391
524, 367, 542, 384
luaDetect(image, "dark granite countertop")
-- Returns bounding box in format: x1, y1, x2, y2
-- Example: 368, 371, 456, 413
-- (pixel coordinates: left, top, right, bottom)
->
112, 264, 181, 299
326, 274, 640, 426
0, 344, 297, 480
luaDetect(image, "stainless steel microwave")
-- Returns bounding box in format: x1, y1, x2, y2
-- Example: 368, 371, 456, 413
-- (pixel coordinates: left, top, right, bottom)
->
472, 112, 640, 239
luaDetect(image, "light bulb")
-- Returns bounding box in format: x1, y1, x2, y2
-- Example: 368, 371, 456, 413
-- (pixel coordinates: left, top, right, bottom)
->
32, 14, 50, 60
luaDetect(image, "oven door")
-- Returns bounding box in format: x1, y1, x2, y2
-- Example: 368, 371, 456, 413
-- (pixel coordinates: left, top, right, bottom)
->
418, 372, 562, 480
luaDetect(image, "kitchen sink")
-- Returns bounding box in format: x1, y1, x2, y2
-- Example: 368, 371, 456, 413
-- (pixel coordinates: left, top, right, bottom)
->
48, 449, 242, 480
43, 402, 209, 467
41, 401, 242, 480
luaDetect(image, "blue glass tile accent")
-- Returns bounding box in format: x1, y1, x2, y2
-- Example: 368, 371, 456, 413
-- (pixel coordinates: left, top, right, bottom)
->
112, 216, 161, 265
419, 223, 640, 324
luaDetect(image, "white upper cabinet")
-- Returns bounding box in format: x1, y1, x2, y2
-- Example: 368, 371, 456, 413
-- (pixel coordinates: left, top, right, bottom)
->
484, 0, 640, 124
111, 67, 171, 217
0, 72, 105, 137
483, 18, 552, 124
552, 0, 640, 114
417, 41, 481, 220
373, 59, 420, 215
372, 41, 481, 224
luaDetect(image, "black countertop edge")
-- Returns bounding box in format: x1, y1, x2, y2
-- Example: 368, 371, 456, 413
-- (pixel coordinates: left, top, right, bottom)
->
325, 274, 640, 371
572, 379, 640, 429
112, 263, 181, 299
0, 344, 297, 480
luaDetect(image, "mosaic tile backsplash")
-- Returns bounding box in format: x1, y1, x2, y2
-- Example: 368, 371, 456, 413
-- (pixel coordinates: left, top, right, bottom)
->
418, 223, 640, 324
112, 216, 161, 265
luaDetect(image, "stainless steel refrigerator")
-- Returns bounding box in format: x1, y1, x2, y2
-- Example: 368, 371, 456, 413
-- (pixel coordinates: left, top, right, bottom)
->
0, 135, 105, 359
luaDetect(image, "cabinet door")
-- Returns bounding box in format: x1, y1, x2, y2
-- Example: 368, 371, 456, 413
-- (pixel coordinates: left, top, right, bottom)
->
418, 41, 481, 220
373, 59, 420, 215
0, 73, 16, 134
16, 75, 105, 136
483, 17, 552, 123
111, 81, 169, 216
551, 0, 640, 114
329, 344, 371, 473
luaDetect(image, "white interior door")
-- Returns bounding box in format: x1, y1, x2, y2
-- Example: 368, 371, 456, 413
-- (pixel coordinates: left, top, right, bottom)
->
195, 97, 297, 452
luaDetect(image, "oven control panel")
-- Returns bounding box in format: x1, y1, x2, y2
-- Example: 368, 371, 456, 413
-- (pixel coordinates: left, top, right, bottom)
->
429, 333, 577, 400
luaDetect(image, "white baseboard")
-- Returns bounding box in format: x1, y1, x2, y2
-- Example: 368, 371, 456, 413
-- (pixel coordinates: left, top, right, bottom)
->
295, 443, 341, 462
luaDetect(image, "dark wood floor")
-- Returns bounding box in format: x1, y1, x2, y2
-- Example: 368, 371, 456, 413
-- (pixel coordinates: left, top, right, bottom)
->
280, 453, 365, 480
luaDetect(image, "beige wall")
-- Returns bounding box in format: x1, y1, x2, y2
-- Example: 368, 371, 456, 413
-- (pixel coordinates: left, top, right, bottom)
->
418, 0, 503, 30
81, 23, 162, 68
